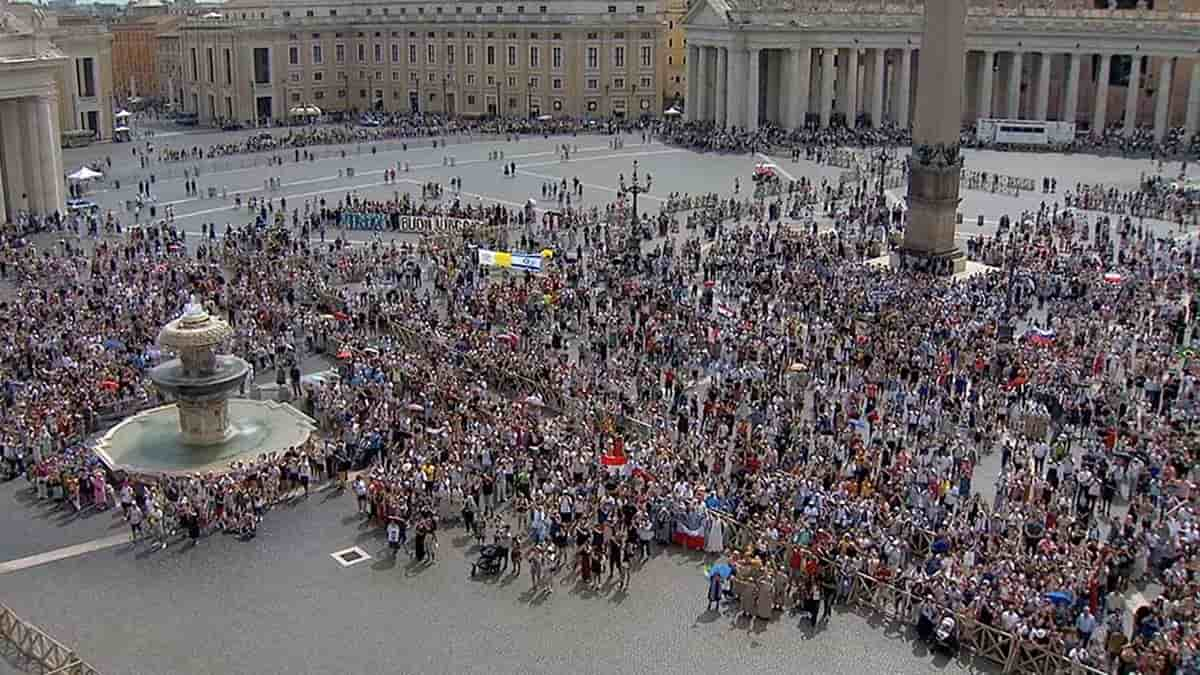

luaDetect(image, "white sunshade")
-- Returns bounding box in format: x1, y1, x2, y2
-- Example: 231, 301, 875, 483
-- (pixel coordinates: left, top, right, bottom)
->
536, 114, 552, 121
67, 166, 104, 181
289, 105, 322, 116
114, 126, 131, 132
663, 107, 682, 116
114, 110, 133, 119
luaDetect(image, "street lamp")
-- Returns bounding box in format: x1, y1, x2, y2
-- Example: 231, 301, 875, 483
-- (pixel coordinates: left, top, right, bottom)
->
495, 80, 501, 117
618, 159, 652, 258
873, 143, 896, 200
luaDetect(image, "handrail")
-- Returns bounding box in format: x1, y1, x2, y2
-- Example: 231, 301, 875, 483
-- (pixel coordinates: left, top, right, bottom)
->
0, 604, 102, 675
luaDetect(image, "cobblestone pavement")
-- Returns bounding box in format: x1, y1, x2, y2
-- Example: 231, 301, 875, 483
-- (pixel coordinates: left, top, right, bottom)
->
0, 486, 991, 675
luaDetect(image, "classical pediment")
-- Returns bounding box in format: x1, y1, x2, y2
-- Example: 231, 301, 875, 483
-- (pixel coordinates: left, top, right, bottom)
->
683, 0, 736, 27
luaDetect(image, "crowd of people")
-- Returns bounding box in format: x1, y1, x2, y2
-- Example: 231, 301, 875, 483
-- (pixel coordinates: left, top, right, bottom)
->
2, 114, 1199, 674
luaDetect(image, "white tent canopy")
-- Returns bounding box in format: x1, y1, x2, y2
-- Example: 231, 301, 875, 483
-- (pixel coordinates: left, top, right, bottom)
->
113, 125, 131, 133
536, 114, 552, 121
114, 110, 133, 119
289, 104, 322, 117
663, 106, 682, 116
67, 166, 103, 181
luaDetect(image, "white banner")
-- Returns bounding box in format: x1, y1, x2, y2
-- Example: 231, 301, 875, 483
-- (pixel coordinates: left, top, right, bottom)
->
396, 215, 485, 234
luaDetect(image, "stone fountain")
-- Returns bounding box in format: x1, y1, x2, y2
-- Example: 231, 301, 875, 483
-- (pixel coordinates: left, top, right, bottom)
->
149, 296, 250, 445
94, 297, 316, 476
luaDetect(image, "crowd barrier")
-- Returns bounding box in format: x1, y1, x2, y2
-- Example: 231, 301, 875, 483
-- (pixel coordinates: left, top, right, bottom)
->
0, 604, 101, 675
707, 510, 1108, 675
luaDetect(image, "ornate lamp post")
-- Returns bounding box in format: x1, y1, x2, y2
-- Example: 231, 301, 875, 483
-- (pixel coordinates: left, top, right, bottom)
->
618, 159, 652, 258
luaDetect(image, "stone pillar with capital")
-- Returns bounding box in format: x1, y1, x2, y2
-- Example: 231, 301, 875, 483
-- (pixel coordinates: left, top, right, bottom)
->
696, 47, 710, 121
1006, 51, 1023, 119
870, 48, 886, 128
844, 48, 859, 128
726, 48, 746, 128
820, 48, 836, 127
1153, 57, 1173, 142
0, 100, 26, 219
747, 48, 761, 131
716, 47, 728, 128
1064, 53, 1081, 124
896, 48, 912, 128
1034, 53, 1052, 121
977, 50, 995, 120
685, 45, 698, 122
1094, 54, 1111, 133
1187, 61, 1200, 137
1123, 52, 1141, 136
21, 98, 44, 215
903, 0, 967, 275
36, 94, 64, 214
0, 129, 6, 222
791, 47, 812, 129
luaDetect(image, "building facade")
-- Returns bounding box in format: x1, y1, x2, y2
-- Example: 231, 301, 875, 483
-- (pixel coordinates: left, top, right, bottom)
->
683, 0, 1200, 140
111, 15, 181, 102
174, 0, 684, 124
46, 14, 114, 139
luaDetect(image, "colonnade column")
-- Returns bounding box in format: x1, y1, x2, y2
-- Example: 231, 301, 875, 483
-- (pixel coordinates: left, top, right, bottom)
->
21, 99, 44, 215
1094, 54, 1111, 133
0, 100, 26, 218
819, 48, 835, 127
1123, 53, 1141, 136
844, 48, 859, 127
896, 47, 912, 128
1153, 58, 1173, 142
1006, 51, 1023, 119
790, 47, 811, 129
1034, 53, 1051, 121
1187, 61, 1200, 137
716, 47, 728, 128
0, 129, 6, 221
1064, 53, 1081, 124
726, 48, 745, 128
39, 94, 64, 213
976, 50, 994, 120
870, 48, 885, 128
747, 48, 761, 131
685, 45, 698, 122
696, 46, 710, 121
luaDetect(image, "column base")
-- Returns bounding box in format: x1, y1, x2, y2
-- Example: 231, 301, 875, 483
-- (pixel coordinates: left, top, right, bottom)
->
892, 247, 967, 276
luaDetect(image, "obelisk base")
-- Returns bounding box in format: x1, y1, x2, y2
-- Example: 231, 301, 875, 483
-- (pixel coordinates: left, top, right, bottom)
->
901, 147, 967, 276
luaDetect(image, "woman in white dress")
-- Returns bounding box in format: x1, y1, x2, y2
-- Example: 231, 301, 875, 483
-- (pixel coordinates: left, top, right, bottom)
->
704, 513, 725, 554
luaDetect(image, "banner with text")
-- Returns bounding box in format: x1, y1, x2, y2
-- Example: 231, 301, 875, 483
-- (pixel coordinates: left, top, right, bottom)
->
478, 249, 544, 273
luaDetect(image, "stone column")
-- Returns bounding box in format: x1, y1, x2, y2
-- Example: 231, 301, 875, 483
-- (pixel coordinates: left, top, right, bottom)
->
685, 45, 698, 122
977, 50, 994, 120
1006, 51, 1023, 119
726, 48, 746, 128
1187, 61, 1200, 137
1034, 53, 1052, 121
0, 101, 26, 217
747, 47, 761, 131
37, 95, 64, 214
1123, 53, 1141, 136
870, 48, 886, 128
0, 124, 6, 223
696, 46, 710, 121
905, 0, 967, 273
21, 98, 45, 214
896, 47, 912, 128
1094, 54, 1111, 133
820, 48, 836, 127
1064, 53, 1081, 124
791, 47, 812, 129
1153, 57, 1173, 142
716, 47, 728, 128
844, 47, 859, 127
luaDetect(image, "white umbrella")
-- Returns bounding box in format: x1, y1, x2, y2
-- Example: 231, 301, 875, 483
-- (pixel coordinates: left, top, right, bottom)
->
201, 11, 223, 18
67, 166, 103, 181
536, 114, 552, 121
289, 104, 322, 117
114, 126, 131, 132
663, 107, 682, 116
114, 110, 133, 119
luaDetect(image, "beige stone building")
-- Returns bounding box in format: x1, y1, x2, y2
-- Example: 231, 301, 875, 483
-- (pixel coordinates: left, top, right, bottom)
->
46, 13, 114, 139
684, 0, 1200, 139
175, 0, 685, 124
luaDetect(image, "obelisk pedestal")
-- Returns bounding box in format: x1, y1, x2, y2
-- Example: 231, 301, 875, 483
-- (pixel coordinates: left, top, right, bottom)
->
901, 0, 968, 275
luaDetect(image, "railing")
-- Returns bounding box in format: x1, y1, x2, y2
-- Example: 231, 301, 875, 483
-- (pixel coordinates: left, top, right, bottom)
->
0, 604, 101, 675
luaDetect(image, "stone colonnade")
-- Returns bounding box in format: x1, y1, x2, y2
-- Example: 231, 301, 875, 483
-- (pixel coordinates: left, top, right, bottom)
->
0, 93, 65, 221
685, 43, 1200, 141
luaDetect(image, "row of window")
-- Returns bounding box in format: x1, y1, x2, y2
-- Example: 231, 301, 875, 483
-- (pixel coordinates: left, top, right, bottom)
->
277, 5, 647, 18
284, 70, 654, 90
287, 43, 654, 69
286, 30, 652, 40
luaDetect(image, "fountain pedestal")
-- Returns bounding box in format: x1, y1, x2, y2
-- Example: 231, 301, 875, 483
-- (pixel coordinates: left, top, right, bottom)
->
177, 398, 234, 446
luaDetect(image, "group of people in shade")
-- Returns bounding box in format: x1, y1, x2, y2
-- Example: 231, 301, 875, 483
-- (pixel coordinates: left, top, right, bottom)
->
0, 116, 1198, 675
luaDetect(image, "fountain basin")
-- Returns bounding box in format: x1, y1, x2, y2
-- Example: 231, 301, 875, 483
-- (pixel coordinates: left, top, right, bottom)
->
149, 355, 251, 400
94, 399, 317, 476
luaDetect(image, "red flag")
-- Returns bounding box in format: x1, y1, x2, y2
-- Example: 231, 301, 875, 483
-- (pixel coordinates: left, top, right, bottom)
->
602, 437, 627, 467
